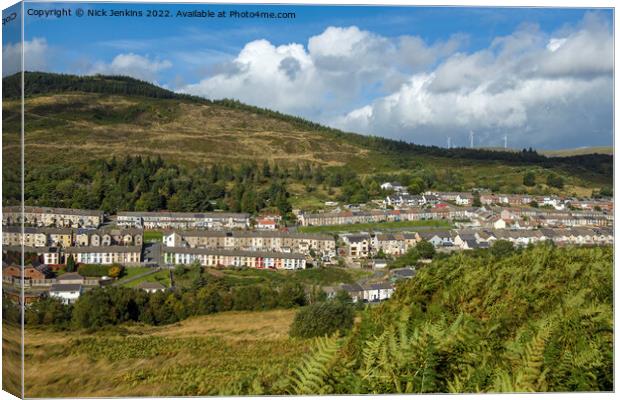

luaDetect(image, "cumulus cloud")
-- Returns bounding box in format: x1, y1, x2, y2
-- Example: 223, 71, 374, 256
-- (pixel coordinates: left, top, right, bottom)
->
179, 26, 464, 116
88, 53, 172, 82
332, 12, 613, 149
178, 13, 611, 149
3, 37, 49, 77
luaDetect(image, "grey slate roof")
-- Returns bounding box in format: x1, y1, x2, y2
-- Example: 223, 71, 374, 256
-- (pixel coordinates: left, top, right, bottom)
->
166, 230, 333, 241
391, 268, 416, 278
57, 272, 84, 281
4, 206, 103, 217
65, 245, 142, 253
50, 283, 82, 292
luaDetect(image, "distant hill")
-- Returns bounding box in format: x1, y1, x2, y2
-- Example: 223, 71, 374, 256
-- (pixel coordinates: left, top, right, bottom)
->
540, 147, 613, 157
1, 72, 612, 205
482, 146, 613, 158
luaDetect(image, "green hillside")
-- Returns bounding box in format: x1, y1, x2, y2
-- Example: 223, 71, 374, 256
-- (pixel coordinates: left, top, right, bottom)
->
1, 72, 613, 211
288, 244, 613, 394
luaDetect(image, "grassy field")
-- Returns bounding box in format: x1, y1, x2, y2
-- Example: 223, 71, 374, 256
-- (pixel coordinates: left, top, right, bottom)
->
123, 269, 171, 288
23, 309, 308, 397
115, 266, 152, 282
297, 219, 453, 234
143, 231, 164, 243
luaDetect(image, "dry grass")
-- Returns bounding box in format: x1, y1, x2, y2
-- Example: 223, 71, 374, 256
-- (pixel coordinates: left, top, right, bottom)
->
23, 309, 308, 397
11, 93, 367, 168
2, 322, 22, 397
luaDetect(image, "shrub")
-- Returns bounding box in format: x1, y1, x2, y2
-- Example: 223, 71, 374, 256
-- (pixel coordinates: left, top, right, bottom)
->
66, 255, 76, 272
523, 171, 536, 187
416, 240, 436, 259
289, 300, 354, 339
491, 239, 515, 258
108, 263, 125, 278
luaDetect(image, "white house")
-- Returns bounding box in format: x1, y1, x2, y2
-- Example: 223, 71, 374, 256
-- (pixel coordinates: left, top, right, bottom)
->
256, 217, 278, 230
163, 232, 184, 247
49, 283, 83, 304
456, 194, 473, 206
362, 282, 394, 302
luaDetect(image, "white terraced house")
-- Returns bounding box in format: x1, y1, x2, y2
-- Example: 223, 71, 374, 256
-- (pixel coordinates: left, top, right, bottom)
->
116, 211, 251, 230
163, 247, 307, 270
2, 206, 104, 228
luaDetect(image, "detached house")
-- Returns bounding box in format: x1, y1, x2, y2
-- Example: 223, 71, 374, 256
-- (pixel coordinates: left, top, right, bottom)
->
49, 284, 83, 304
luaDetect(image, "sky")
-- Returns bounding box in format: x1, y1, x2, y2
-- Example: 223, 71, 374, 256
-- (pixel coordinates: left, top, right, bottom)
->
2, 2, 614, 150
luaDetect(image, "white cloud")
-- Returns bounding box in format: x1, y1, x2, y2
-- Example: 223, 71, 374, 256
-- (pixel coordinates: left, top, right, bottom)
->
179, 26, 464, 117
546, 38, 566, 52
332, 12, 613, 149
2, 37, 49, 77
88, 53, 172, 82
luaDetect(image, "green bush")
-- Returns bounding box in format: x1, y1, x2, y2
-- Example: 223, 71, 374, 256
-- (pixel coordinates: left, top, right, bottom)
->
491, 239, 515, 258
289, 300, 354, 339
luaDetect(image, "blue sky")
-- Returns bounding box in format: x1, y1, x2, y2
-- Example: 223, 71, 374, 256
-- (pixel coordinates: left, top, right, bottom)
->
4, 2, 614, 150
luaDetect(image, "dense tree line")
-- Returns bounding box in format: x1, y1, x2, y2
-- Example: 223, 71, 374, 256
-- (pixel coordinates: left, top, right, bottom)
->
3, 72, 202, 101
15, 152, 604, 215
16, 155, 406, 213
18, 156, 299, 216
23, 277, 310, 329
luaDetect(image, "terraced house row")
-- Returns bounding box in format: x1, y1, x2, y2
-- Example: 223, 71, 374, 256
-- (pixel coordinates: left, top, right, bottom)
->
162, 230, 336, 258
163, 247, 307, 270
3, 245, 143, 266
116, 211, 251, 230
3, 206, 105, 228
2, 226, 143, 248
339, 227, 614, 259
297, 206, 473, 227
2, 207, 253, 231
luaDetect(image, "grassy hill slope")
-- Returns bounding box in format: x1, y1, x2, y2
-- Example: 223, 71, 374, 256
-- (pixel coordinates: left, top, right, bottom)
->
22, 309, 306, 397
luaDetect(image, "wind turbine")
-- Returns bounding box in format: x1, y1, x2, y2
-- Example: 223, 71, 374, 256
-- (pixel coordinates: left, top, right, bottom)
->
503, 134, 508, 149
469, 131, 474, 148
447, 136, 451, 149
